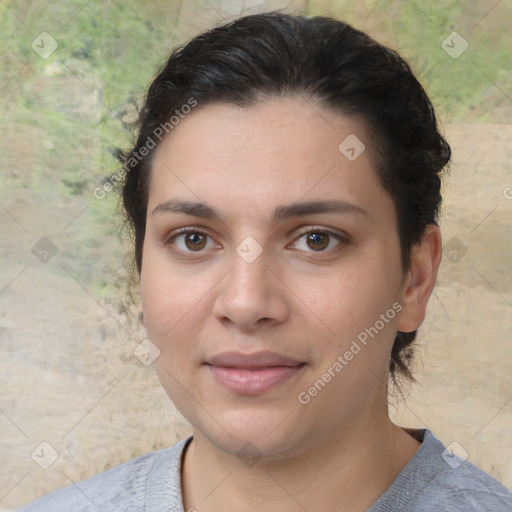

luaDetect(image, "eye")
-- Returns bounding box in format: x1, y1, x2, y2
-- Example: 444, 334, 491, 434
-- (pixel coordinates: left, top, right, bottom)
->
164, 226, 348, 256
164, 227, 219, 254
290, 228, 347, 254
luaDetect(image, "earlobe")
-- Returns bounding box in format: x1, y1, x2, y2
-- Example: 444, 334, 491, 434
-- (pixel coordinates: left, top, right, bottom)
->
397, 225, 442, 333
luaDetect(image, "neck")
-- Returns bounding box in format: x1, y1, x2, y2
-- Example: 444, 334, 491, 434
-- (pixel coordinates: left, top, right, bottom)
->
180, 412, 421, 512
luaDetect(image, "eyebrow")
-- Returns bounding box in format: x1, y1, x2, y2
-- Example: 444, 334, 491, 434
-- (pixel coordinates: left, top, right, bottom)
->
151, 198, 368, 223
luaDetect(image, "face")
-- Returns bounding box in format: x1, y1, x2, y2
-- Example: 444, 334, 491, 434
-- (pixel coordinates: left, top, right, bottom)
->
140, 96, 414, 460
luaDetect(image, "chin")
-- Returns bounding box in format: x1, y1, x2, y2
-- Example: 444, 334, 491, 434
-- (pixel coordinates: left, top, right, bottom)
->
193, 410, 308, 462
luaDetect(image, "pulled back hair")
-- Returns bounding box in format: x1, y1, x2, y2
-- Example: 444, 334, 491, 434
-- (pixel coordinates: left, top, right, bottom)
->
121, 11, 451, 384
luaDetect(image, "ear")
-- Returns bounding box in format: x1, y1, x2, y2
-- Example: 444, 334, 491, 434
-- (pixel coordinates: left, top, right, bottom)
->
397, 225, 442, 333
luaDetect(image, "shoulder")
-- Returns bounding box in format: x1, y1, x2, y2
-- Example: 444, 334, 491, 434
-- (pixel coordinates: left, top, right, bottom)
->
418, 448, 512, 511
369, 429, 512, 512
15, 436, 192, 512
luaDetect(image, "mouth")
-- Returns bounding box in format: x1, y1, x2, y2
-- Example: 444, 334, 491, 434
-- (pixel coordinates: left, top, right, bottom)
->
203, 350, 307, 395
204, 350, 304, 368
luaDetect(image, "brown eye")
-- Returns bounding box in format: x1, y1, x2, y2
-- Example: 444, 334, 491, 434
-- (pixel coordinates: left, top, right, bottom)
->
183, 232, 207, 251
305, 232, 330, 251
164, 228, 218, 254
291, 228, 347, 255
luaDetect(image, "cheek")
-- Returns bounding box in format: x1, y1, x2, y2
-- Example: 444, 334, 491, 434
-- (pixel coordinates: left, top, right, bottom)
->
305, 257, 398, 327
140, 257, 203, 401
140, 243, 200, 346
298, 254, 402, 368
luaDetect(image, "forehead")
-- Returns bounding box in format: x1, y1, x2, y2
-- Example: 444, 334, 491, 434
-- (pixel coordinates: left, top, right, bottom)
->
147, 96, 393, 226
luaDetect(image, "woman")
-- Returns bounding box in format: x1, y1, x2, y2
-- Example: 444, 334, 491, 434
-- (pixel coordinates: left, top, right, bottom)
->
18, 10, 512, 512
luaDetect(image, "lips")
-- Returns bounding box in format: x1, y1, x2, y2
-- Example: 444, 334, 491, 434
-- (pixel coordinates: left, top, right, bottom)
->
204, 351, 306, 395
204, 350, 304, 369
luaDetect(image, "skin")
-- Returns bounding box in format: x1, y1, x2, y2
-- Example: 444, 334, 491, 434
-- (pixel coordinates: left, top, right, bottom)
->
139, 96, 442, 511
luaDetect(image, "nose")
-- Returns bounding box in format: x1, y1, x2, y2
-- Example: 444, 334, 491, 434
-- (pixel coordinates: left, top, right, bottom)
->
212, 244, 289, 333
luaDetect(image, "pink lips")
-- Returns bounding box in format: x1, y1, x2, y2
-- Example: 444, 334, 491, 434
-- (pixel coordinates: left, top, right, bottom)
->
204, 350, 306, 395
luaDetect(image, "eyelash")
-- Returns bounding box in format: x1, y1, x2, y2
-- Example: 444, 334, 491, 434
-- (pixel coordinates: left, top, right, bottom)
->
163, 226, 348, 257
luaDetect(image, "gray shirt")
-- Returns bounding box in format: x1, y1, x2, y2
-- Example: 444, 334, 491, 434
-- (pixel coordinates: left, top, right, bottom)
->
16, 429, 512, 511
